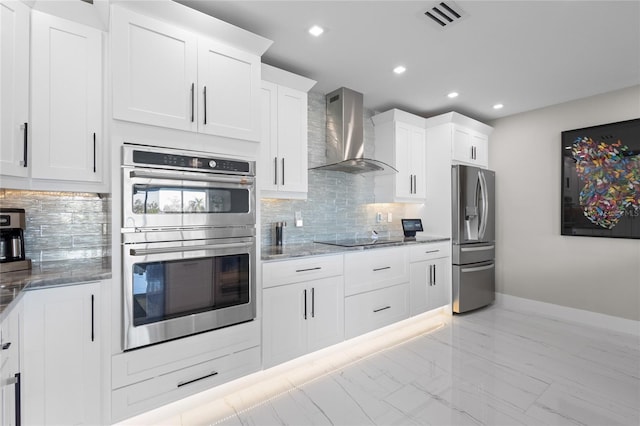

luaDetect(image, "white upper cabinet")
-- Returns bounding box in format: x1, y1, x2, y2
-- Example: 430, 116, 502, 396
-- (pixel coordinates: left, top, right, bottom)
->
198, 38, 260, 141
452, 125, 489, 168
30, 10, 103, 183
373, 109, 427, 203
259, 64, 315, 199
0, 0, 30, 178
112, 5, 264, 142
425, 112, 492, 170
111, 7, 197, 132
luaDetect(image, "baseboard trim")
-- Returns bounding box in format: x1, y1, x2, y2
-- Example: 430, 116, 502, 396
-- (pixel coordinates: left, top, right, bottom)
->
495, 293, 640, 336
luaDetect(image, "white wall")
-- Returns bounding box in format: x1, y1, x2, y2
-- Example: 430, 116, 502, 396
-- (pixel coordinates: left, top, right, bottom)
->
490, 85, 640, 321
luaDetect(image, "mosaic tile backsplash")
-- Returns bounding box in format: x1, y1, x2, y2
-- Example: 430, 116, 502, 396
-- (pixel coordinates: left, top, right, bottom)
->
0, 189, 111, 263
260, 92, 416, 246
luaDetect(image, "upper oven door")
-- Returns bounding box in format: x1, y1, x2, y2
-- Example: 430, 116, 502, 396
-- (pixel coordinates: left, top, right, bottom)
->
122, 166, 255, 229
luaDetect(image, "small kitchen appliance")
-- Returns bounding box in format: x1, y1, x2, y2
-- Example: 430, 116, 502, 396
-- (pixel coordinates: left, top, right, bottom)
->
0, 208, 31, 273
401, 218, 423, 239
274, 221, 286, 246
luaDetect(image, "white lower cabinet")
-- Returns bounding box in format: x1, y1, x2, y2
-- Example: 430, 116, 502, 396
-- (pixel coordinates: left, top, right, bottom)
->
22, 282, 102, 426
111, 319, 261, 422
344, 283, 410, 339
1, 303, 21, 426
262, 255, 344, 368
409, 242, 451, 315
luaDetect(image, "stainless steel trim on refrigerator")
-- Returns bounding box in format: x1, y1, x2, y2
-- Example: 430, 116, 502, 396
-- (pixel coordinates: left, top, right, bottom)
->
452, 165, 496, 313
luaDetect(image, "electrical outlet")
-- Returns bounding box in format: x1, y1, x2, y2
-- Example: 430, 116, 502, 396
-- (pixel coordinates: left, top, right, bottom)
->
295, 211, 303, 227
387, 212, 393, 222
376, 212, 383, 223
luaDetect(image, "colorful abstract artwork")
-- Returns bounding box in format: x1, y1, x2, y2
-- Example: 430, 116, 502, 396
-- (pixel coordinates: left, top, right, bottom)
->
561, 119, 640, 239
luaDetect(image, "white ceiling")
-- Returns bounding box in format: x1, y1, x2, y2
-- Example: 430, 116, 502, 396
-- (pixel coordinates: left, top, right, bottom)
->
177, 1, 640, 122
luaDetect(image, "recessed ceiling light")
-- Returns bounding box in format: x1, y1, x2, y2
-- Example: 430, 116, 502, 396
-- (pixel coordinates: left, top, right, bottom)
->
393, 66, 406, 74
447, 92, 459, 98
493, 103, 504, 110
308, 25, 324, 37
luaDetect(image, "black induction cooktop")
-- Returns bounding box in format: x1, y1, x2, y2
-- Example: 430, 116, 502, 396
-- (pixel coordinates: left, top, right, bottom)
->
314, 237, 405, 247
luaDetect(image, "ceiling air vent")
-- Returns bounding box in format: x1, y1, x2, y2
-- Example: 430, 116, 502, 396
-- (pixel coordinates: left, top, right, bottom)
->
425, 1, 465, 29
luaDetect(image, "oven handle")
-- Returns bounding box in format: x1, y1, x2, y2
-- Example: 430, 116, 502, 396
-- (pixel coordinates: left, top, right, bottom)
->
129, 242, 253, 256
129, 170, 254, 185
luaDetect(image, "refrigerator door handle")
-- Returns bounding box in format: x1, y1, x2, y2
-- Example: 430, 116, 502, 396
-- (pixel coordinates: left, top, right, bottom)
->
460, 245, 495, 252
460, 264, 495, 273
478, 170, 489, 240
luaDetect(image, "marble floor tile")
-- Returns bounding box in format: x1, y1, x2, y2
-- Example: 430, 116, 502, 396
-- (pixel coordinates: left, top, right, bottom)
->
123, 305, 640, 426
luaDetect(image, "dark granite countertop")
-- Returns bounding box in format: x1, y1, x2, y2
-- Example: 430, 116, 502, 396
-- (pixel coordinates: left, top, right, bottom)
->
261, 236, 449, 261
0, 257, 112, 317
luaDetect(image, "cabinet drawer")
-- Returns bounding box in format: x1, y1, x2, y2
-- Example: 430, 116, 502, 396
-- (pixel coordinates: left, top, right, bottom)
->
409, 241, 450, 262
111, 346, 260, 423
112, 319, 260, 389
344, 247, 408, 296
263, 254, 343, 288
344, 283, 410, 339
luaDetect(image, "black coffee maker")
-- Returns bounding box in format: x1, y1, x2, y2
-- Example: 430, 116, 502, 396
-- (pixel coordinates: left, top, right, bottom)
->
0, 208, 32, 273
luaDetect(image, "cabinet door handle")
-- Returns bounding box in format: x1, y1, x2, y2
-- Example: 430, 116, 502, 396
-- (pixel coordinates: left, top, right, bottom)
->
428, 264, 433, 286
311, 287, 315, 318
190, 82, 195, 123
296, 267, 321, 273
413, 175, 417, 194
22, 122, 28, 167
177, 371, 218, 388
15, 372, 21, 426
433, 264, 437, 285
373, 305, 391, 313
91, 294, 95, 342
373, 266, 391, 272
303, 289, 307, 320
274, 157, 278, 185
282, 158, 285, 186
92, 133, 97, 173
203, 86, 207, 125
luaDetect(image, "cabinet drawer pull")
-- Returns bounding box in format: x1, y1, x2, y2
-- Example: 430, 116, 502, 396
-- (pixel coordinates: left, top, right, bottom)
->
296, 267, 321, 273
373, 305, 391, 313
373, 266, 391, 272
1, 342, 11, 350
177, 371, 218, 388
424, 249, 440, 254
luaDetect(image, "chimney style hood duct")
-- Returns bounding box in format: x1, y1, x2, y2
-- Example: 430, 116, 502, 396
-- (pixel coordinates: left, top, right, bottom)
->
310, 87, 397, 175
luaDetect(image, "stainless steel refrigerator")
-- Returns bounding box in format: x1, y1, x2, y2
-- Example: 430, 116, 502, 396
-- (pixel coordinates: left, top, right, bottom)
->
451, 165, 496, 313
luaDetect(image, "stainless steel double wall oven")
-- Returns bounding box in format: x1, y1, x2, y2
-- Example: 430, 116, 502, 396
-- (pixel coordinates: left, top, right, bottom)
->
121, 144, 256, 350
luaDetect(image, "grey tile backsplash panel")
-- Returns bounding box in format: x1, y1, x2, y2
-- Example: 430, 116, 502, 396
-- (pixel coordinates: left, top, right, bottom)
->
261, 92, 413, 246
0, 189, 111, 262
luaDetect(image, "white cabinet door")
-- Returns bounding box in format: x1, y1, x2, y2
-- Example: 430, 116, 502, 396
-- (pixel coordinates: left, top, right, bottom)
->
0, 303, 21, 426
259, 81, 278, 193
394, 123, 413, 199
306, 276, 344, 353
112, 6, 197, 132
259, 82, 308, 198
409, 125, 426, 198
0, 0, 29, 178
410, 257, 450, 315
262, 281, 307, 368
30, 11, 102, 182
22, 282, 101, 426
452, 126, 489, 168
198, 38, 261, 142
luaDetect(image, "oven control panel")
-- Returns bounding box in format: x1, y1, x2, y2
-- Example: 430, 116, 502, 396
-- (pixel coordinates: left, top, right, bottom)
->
129, 148, 252, 175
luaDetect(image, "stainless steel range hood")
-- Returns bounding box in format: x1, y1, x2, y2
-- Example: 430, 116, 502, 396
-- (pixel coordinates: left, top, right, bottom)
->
310, 87, 397, 175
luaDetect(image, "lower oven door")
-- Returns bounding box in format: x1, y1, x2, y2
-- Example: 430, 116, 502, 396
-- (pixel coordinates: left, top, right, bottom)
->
122, 236, 256, 350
